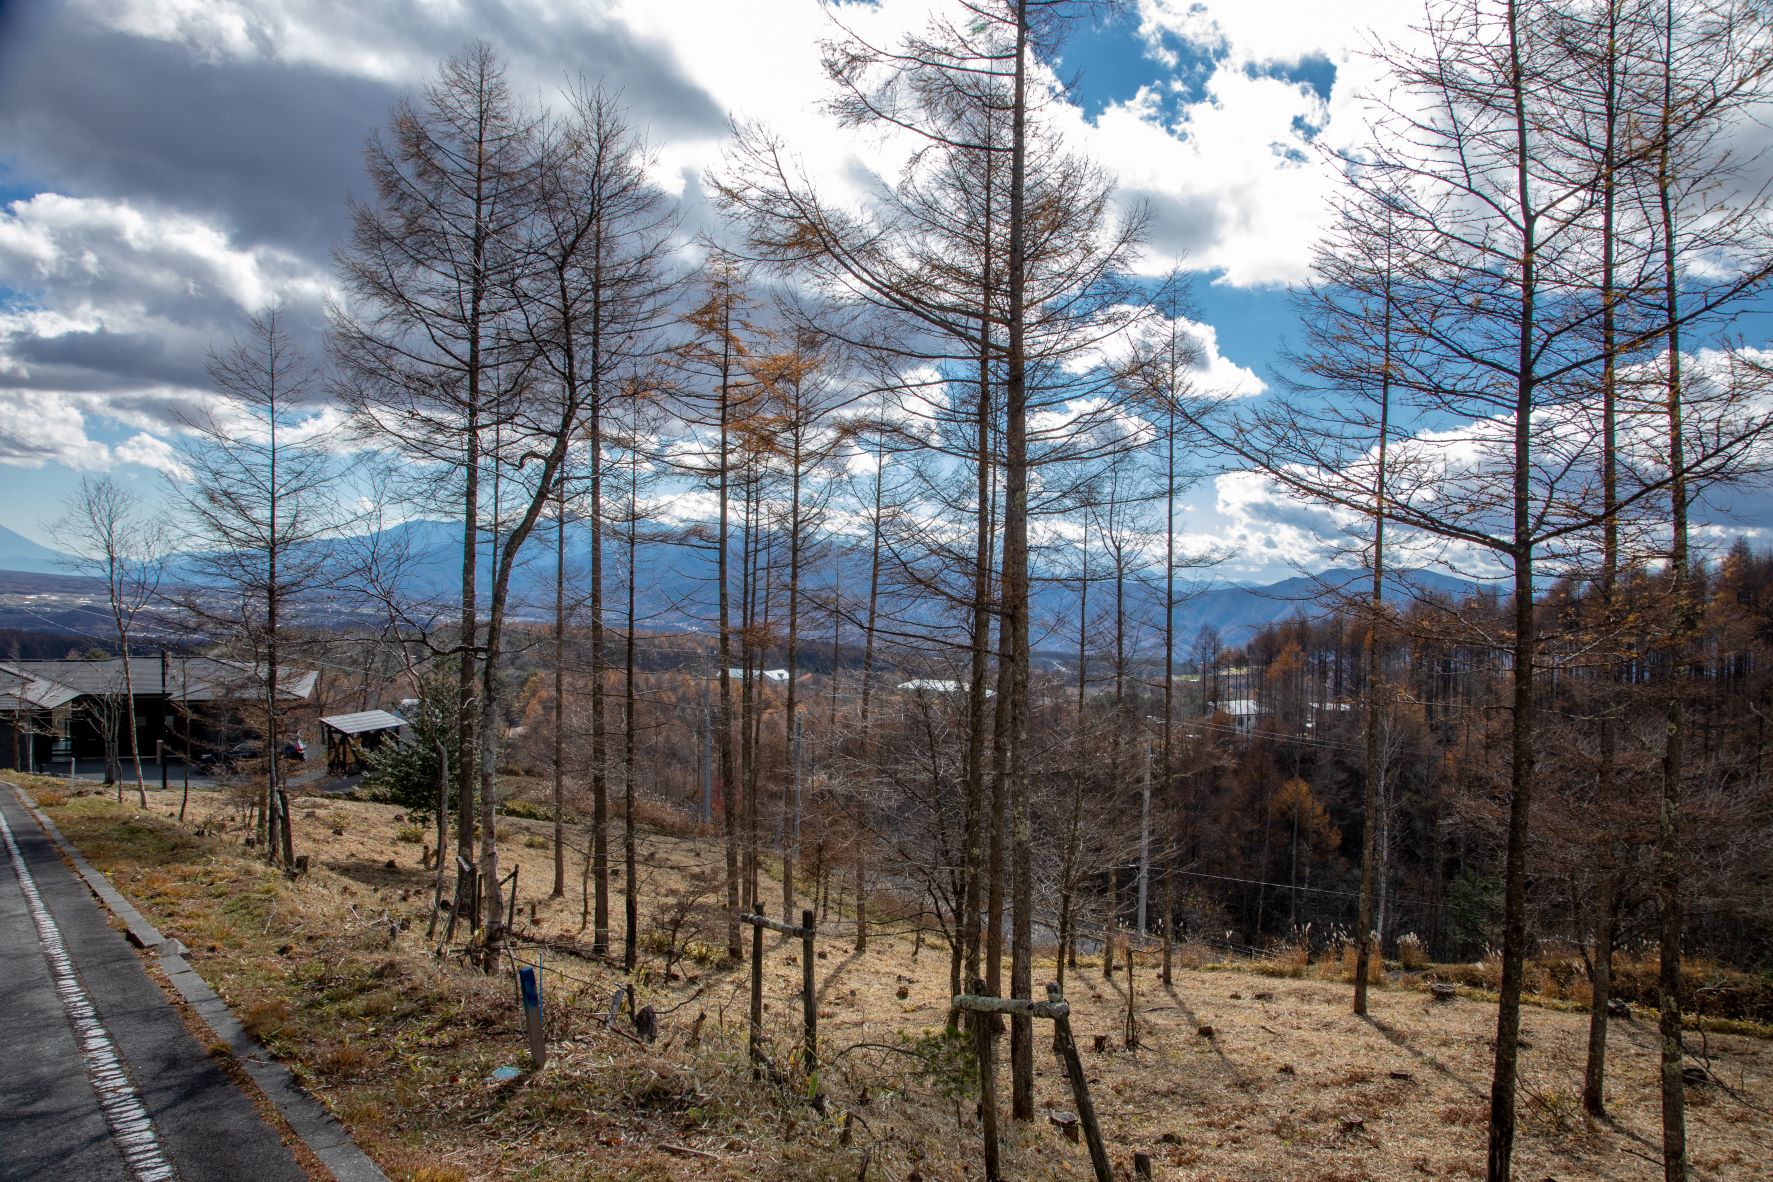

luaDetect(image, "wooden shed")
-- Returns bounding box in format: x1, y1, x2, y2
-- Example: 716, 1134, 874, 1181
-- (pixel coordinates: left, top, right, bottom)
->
318, 710, 408, 775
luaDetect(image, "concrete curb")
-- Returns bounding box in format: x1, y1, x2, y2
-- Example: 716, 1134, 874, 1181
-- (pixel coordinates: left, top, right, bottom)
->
6, 784, 388, 1182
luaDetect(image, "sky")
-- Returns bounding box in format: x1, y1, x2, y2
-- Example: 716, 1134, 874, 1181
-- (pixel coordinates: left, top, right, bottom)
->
0, 0, 1767, 584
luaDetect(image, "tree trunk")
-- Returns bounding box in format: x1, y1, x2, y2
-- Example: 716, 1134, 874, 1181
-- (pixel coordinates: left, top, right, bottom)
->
623, 444, 640, 972
1584, 1, 1623, 1112
591, 354, 610, 955
1653, 12, 1690, 1169
1355, 260, 1391, 1016
1486, 12, 1538, 1176
552, 474, 567, 898
716, 286, 742, 961
1005, 0, 1035, 1122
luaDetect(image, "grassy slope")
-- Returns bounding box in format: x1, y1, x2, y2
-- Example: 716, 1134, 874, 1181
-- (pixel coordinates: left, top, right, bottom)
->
11, 776, 1771, 1182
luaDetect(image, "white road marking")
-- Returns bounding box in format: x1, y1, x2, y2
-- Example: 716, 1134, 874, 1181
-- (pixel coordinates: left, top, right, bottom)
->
1, 793, 176, 1182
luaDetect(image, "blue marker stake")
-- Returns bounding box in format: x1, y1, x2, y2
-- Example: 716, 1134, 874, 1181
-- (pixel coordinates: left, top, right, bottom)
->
519, 965, 546, 1069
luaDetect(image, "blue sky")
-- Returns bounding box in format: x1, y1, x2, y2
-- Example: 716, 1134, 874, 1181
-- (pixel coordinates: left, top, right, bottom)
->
0, 0, 1767, 582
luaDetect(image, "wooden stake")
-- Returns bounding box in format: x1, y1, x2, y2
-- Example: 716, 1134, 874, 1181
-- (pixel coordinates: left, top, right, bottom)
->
801, 908, 817, 1067
952, 984, 1110, 1182
1124, 943, 1138, 1049
750, 915, 764, 1067
1049, 982, 1113, 1182
972, 977, 1000, 1182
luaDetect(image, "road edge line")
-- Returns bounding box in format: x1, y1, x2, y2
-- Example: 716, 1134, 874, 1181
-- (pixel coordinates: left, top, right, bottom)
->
4, 783, 388, 1182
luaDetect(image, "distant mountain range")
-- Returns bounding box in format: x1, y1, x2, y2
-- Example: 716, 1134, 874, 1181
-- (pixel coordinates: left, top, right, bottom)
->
0, 525, 72, 576
0, 518, 1480, 647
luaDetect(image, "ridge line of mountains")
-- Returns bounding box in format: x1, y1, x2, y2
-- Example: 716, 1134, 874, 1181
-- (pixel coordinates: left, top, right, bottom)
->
0, 521, 1480, 648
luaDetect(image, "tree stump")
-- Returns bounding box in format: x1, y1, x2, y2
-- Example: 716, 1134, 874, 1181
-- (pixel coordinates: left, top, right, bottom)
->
1049, 1111, 1080, 1143
1133, 1151, 1153, 1178
1092, 1034, 1109, 1053
1430, 982, 1457, 1003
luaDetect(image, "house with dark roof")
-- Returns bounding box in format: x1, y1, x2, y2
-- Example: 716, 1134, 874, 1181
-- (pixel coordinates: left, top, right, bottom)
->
0, 654, 317, 773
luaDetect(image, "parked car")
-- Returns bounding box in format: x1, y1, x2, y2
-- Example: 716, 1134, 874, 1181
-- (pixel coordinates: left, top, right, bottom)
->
198, 740, 262, 772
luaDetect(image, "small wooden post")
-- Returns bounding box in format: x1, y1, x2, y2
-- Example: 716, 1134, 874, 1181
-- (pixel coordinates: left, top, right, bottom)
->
1049, 982, 1113, 1182
455, 856, 479, 934
1123, 943, 1138, 1049
972, 978, 1000, 1182
801, 908, 817, 1067
750, 915, 765, 1066
1134, 1150, 1154, 1178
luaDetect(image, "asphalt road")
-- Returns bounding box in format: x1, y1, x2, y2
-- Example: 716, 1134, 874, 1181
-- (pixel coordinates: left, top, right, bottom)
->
0, 787, 310, 1182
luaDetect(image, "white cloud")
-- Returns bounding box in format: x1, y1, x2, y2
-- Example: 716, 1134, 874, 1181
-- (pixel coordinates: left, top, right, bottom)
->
0, 193, 329, 315
1103, 0, 1429, 286
1135, 0, 1415, 70
1082, 305, 1266, 397
73, 0, 1378, 290
112, 431, 192, 480
74, 0, 444, 81
0, 193, 334, 477
0, 388, 108, 469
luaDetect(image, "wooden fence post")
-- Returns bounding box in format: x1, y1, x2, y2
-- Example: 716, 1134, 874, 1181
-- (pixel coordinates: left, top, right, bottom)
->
801, 908, 817, 1067
1049, 982, 1113, 1182
750, 915, 765, 1067
743, 910, 819, 1080
950, 986, 1109, 1182
972, 978, 1000, 1182
1124, 943, 1138, 1049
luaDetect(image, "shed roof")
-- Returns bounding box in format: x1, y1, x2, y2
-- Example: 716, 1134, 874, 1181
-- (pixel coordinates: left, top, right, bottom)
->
319, 710, 408, 736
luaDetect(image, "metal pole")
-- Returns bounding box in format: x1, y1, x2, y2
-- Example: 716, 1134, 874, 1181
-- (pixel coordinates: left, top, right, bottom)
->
181, 659, 190, 795
701, 688, 713, 826
791, 714, 802, 901
1137, 738, 1151, 935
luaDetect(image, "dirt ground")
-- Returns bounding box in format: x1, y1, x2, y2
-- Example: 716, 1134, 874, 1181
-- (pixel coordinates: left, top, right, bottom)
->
16, 778, 1771, 1182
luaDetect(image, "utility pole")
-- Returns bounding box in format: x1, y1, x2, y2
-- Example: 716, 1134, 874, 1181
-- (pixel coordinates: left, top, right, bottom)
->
791, 713, 802, 885
1137, 738, 1151, 935
701, 681, 713, 826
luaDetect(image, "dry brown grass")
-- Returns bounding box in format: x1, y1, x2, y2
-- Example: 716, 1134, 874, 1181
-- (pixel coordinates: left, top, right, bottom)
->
14, 778, 1773, 1182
